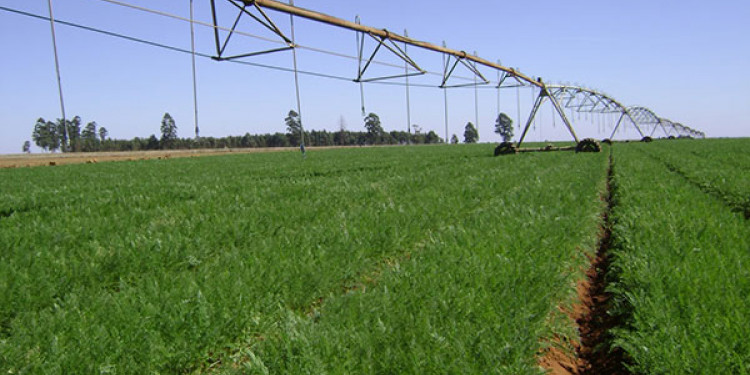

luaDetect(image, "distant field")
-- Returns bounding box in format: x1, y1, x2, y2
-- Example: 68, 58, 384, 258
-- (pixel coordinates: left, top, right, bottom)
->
0, 147, 303, 168
1, 140, 747, 374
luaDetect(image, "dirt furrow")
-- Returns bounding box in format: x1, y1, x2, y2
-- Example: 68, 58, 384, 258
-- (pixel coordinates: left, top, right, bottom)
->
542, 152, 631, 375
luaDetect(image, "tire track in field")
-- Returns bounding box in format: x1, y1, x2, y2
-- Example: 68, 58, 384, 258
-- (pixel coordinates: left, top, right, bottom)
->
301, 157, 565, 320
542, 150, 631, 375
639, 148, 749, 220
203, 155, 583, 373
201, 155, 486, 372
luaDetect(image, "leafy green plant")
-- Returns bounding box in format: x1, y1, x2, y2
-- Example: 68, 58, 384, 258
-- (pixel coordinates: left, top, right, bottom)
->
0, 145, 608, 373
607, 143, 750, 373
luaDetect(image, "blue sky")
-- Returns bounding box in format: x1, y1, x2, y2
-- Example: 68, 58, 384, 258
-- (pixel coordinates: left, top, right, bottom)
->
1, 0, 748, 154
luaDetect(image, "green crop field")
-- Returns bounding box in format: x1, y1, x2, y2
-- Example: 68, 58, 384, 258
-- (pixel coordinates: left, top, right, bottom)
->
1, 139, 748, 374
608, 142, 750, 373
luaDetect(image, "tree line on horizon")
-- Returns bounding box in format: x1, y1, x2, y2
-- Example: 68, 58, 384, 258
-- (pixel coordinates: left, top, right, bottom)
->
24, 110, 515, 153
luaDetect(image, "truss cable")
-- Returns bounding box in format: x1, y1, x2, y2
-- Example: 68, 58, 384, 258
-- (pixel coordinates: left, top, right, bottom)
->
442, 42, 449, 143
35, 1, 482, 84
98, 0, 282, 44
530, 88, 536, 131
355, 16, 365, 116
473, 52, 479, 138
1, 5, 363, 83
46, 0, 68, 150
189, 0, 200, 139
540, 104, 543, 141
496, 61, 501, 120
289, 0, 305, 152
366, 80, 435, 89
516, 86, 521, 130
551, 98, 556, 128
404, 29, 412, 145
94, 0, 471, 79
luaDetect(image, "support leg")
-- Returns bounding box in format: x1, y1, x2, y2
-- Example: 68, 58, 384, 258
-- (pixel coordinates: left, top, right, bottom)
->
517, 90, 547, 148
609, 113, 625, 139
548, 92, 579, 144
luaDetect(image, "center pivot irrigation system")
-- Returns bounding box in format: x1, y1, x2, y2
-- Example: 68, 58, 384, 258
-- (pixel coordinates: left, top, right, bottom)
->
210, 0, 705, 150
12, 0, 706, 154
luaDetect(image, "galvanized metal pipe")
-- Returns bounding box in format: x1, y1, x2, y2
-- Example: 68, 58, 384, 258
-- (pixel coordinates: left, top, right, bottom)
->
248, 0, 543, 89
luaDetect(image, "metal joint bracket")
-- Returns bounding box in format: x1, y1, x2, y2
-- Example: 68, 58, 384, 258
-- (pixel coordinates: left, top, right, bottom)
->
440, 52, 489, 88
210, 0, 294, 61
354, 28, 426, 83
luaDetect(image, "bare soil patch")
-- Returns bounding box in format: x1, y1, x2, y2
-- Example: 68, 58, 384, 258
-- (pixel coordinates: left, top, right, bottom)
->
0, 147, 325, 169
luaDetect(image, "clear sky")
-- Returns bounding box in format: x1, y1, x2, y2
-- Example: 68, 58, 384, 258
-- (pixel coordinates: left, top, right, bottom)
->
1, 0, 748, 154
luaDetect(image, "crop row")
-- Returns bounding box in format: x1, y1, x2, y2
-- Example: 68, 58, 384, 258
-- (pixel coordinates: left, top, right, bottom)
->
211, 149, 610, 373
608, 143, 750, 373
641, 138, 749, 218
1, 145, 608, 373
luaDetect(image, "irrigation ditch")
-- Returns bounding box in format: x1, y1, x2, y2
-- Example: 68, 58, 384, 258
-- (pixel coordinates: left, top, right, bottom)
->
542, 149, 631, 375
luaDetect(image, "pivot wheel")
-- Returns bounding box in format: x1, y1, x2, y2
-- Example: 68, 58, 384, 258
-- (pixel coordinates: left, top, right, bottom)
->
641, 136, 653, 143
576, 138, 602, 153
494, 142, 518, 156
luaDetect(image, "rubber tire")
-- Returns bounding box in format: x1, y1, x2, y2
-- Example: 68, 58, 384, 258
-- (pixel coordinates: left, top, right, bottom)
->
494, 142, 518, 156
576, 138, 602, 153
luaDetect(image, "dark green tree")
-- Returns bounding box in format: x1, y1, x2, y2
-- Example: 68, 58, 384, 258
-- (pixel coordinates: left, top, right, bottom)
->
98, 127, 108, 142
32, 118, 49, 152
55, 120, 68, 152
160, 113, 178, 149
32, 118, 61, 152
425, 130, 443, 144
46, 120, 61, 152
68, 117, 82, 152
364, 112, 384, 144
81, 122, 98, 152
285, 110, 303, 146
463, 122, 478, 143
494, 112, 514, 142
267, 133, 289, 147
450, 134, 459, 144
22, 140, 31, 153
69, 116, 82, 149
146, 134, 159, 150
82, 121, 97, 140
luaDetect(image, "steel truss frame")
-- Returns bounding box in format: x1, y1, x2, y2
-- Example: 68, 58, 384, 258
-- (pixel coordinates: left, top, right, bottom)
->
209, 0, 294, 61
209, 0, 703, 143
625, 107, 702, 139
516, 86, 579, 147
355, 24, 425, 83
667, 120, 704, 138
627, 106, 669, 137
440, 51, 489, 88
244, 0, 543, 88
516, 85, 645, 148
